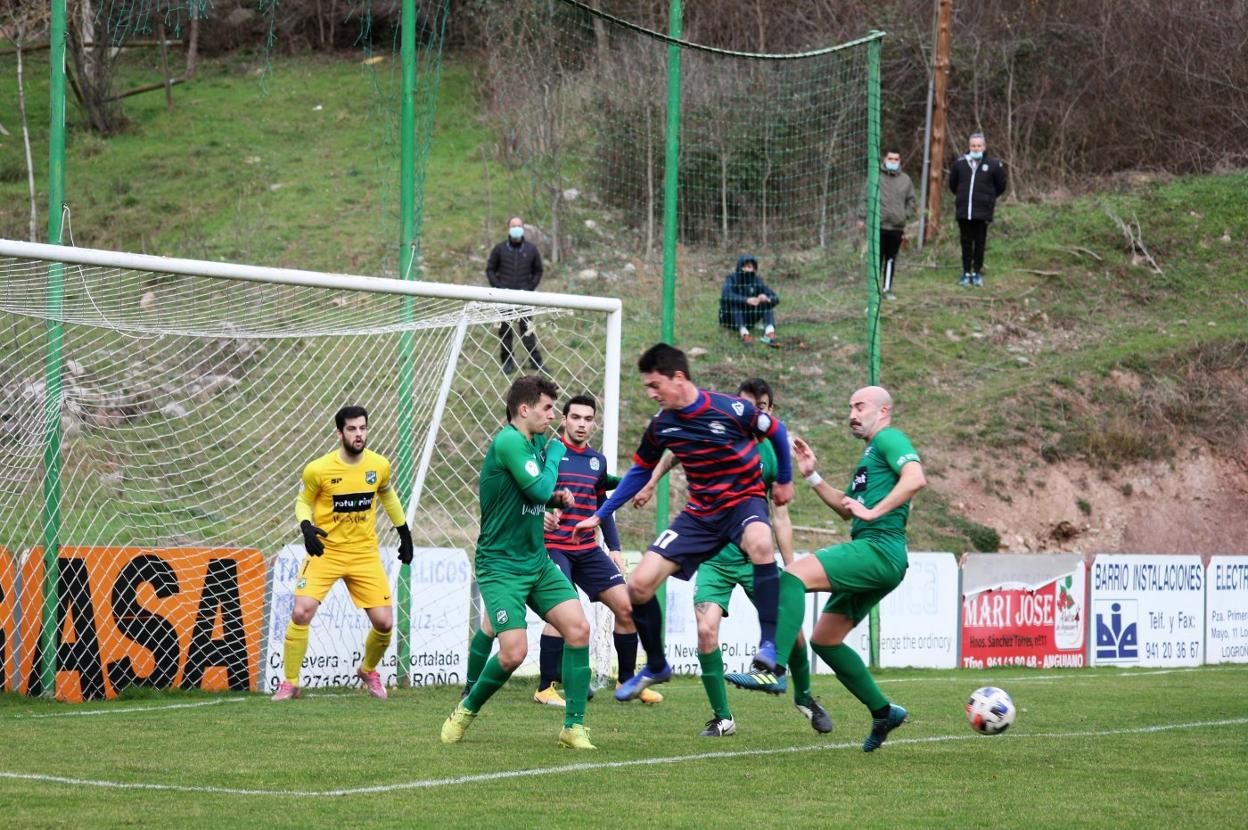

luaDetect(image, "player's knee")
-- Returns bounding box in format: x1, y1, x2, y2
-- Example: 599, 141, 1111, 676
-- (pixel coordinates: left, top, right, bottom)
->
628, 583, 655, 605
498, 643, 527, 671
291, 606, 316, 626
697, 626, 720, 653
562, 618, 591, 648
372, 620, 393, 635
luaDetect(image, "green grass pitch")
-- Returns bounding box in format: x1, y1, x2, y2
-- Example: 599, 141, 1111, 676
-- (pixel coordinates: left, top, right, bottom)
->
2, 666, 1246, 828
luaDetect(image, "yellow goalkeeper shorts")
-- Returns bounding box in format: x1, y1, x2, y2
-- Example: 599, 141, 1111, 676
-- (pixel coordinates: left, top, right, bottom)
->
294, 549, 392, 609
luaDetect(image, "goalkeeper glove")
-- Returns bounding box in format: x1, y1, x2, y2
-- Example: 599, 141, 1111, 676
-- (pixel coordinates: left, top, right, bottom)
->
300, 520, 328, 556
396, 524, 414, 564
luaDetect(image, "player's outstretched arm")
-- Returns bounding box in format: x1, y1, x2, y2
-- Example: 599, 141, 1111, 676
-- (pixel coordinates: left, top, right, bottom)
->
793, 436, 853, 520
632, 450, 678, 508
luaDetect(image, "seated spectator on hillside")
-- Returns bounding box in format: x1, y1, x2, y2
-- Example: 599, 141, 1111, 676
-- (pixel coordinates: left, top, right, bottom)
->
718, 254, 781, 348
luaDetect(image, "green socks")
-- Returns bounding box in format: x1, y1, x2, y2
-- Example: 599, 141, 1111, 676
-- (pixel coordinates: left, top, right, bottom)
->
561, 645, 591, 727
698, 650, 732, 720
464, 654, 512, 713
465, 628, 495, 687
788, 639, 813, 705
773, 571, 807, 672
812, 642, 888, 713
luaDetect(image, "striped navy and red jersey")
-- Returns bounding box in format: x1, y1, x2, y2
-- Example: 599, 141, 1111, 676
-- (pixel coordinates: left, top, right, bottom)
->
544, 437, 622, 554
633, 389, 778, 514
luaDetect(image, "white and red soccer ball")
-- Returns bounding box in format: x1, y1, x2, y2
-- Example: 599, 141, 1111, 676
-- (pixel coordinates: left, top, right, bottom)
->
966, 686, 1016, 735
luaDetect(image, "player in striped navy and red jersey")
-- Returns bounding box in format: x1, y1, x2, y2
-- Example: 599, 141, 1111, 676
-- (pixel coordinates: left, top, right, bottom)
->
574, 343, 795, 701
534, 394, 658, 705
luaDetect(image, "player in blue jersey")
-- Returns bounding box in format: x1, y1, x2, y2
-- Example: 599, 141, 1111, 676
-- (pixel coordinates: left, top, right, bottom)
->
574, 343, 794, 701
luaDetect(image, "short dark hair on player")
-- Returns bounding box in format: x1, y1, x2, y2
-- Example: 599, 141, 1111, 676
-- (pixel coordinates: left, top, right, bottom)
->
335, 405, 369, 431
506, 375, 560, 420
637, 342, 691, 381
737, 377, 774, 406
563, 393, 597, 416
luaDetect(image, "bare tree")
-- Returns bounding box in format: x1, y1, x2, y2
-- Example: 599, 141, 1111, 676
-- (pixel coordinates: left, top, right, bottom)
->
0, 0, 50, 241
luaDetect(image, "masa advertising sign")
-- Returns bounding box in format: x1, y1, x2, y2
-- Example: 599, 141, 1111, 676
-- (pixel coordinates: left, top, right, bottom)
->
0, 549, 13, 691
1206, 556, 1248, 664
264, 545, 470, 691
961, 553, 1087, 669
1090, 554, 1204, 667
18, 546, 265, 701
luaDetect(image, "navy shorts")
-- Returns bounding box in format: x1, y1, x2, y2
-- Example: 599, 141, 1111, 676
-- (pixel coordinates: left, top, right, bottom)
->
547, 547, 626, 601
648, 497, 771, 581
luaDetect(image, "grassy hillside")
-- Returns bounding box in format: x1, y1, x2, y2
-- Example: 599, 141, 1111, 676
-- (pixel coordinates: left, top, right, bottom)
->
2, 50, 1245, 554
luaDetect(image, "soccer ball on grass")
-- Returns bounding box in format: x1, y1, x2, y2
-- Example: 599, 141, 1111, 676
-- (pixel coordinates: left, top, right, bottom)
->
966, 686, 1016, 735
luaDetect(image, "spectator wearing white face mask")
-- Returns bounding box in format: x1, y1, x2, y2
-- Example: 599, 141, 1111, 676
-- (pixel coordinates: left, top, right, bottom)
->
948, 133, 1007, 287
486, 216, 545, 373
858, 149, 916, 301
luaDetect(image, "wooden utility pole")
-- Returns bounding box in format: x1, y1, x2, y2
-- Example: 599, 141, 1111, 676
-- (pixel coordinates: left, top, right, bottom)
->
924, 0, 952, 243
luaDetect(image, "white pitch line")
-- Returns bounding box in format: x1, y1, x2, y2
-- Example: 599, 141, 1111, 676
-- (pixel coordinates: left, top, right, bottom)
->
2, 717, 1245, 798
7, 697, 250, 720
1, 689, 365, 721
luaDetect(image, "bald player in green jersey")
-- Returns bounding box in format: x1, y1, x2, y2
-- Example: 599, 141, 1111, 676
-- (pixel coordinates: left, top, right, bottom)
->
729, 385, 925, 753
440, 375, 596, 750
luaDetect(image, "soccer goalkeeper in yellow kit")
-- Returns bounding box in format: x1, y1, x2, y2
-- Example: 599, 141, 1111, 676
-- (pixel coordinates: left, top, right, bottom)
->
271, 405, 414, 701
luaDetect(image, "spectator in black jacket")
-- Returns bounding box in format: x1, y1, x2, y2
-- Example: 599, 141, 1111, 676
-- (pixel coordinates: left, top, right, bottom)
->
948, 133, 1007, 287
486, 216, 544, 373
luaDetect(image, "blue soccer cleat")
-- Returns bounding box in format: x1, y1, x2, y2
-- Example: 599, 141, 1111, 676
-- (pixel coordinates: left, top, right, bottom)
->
725, 669, 787, 695
863, 704, 908, 752
751, 640, 786, 675
614, 663, 672, 702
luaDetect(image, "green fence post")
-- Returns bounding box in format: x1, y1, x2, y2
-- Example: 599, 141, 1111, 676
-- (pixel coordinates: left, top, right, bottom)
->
38, 0, 70, 696
865, 32, 883, 670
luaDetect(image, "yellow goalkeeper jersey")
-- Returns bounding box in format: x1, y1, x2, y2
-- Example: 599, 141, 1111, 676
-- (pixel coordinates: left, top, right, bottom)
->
296, 449, 406, 557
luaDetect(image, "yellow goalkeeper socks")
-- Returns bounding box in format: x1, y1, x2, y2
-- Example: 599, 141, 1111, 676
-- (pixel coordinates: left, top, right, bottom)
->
283, 622, 310, 685
362, 626, 392, 672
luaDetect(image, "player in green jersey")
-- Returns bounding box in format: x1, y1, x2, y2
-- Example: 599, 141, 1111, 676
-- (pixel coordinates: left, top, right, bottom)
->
440, 375, 597, 750
635, 378, 831, 737
729, 385, 926, 752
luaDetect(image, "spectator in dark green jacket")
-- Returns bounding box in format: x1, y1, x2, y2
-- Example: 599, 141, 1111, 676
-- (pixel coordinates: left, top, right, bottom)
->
719, 254, 781, 348
858, 150, 916, 300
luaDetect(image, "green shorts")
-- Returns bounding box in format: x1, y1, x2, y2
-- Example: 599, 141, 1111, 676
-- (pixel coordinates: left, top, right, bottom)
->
477, 558, 578, 633
693, 545, 754, 615
816, 537, 907, 625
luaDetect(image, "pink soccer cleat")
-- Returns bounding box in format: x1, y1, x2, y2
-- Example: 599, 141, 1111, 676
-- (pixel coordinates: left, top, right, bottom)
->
271, 680, 301, 701
357, 668, 388, 700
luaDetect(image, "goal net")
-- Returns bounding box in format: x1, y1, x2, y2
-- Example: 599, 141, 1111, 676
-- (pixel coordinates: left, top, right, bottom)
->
0, 239, 620, 700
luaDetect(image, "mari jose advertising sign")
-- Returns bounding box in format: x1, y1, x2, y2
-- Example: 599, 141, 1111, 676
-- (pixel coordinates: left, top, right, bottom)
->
961, 554, 1087, 669
18, 546, 265, 702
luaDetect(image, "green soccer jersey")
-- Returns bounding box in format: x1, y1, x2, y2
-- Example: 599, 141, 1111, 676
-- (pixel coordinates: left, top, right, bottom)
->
709, 436, 779, 566
845, 426, 921, 541
476, 424, 567, 575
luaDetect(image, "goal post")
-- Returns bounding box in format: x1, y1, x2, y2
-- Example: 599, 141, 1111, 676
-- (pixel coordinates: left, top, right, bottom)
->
0, 238, 621, 699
